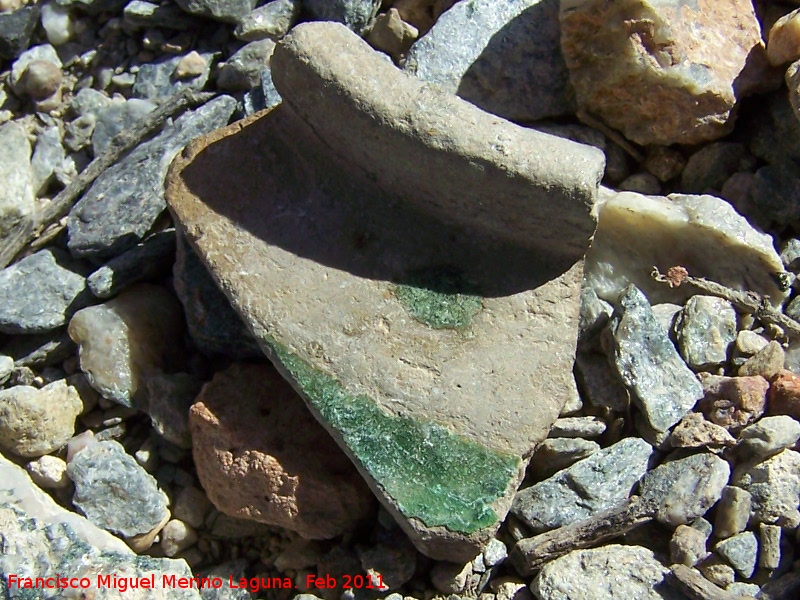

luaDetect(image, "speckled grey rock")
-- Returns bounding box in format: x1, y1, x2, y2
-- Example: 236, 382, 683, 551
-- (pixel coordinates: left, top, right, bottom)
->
217, 39, 275, 91
235, 0, 299, 40
0, 120, 34, 269
0, 248, 91, 334
131, 52, 212, 100
87, 229, 176, 299
242, 66, 281, 115
640, 452, 730, 527
91, 98, 156, 156
738, 416, 800, 460
123, 0, 197, 30
0, 5, 39, 59
715, 531, 758, 578
405, 0, 574, 123
781, 238, 800, 271
68, 439, 170, 538
304, 0, 380, 33
528, 437, 600, 480
512, 437, 652, 533
67, 95, 236, 259
532, 545, 684, 600
146, 372, 201, 448
676, 295, 737, 370
31, 125, 65, 195
607, 285, 703, 432
732, 449, 800, 528
173, 0, 256, 23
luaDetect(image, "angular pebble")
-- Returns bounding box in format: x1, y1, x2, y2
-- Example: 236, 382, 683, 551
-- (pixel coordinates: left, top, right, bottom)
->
31, 125, 65, 195
91, 98, 156, 157
739, 415, 800, 460
669, 412, 736, 450
607, 285, 703, 432
304, 0, 380, 33
0, 121, 34, 269
0, 380, 82, 457
531, 545, 684, 600
768, 369, 800, 419
406, 0, 576, 123
131, 51, 212, 101
68, 439, 170, 538
738, 340, 784, 379
732, 449, 800, 528
173, 0, 256, 23
123, 0, 197, 30
0, 4, 40, 60
768, 8, 800, 66
547, 416, 606, 438
234, 0, 299, 41
714, 486, 752, 540
698, 373, 768, 430
0, 248, 91, 334
640, 452, 730, 527
676, 296, 737, 370
511, 437, 652, 533
527, 437, 600, 481
670, 524, 709, 566
715, 531, 757, 579
216, 38, 275, 91
25, 454, 70, 489
759, 523, 782, 570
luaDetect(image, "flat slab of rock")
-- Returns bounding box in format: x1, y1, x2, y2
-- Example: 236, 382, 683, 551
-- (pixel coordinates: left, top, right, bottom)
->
166, 21, 603, 561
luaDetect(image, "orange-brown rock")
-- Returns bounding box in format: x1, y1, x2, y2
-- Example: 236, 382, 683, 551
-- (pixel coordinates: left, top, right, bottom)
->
768, 369, 800, 420
697, 373, 768, 431
189, 363, 376, 539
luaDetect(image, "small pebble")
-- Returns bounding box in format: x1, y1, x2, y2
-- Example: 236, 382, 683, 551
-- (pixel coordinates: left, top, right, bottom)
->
768, 8, 800, 66
735, 330, 769, 356
714, 486, 752, 540
759, 523, 782, 570
20, 59, 62, 100
25, 454, 70, 489
738, 340, 785, 379
738, 415, 800, 460
547, 416, 606, 438
172, 485, 213, 529
174, 50, 206, 79
160, 518, 198, 557
714, 531, 758, 579
670, 524, 708, 566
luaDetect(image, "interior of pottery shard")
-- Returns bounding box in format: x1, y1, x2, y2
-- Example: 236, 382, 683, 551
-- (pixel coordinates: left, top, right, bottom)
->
166, 103, 584, 537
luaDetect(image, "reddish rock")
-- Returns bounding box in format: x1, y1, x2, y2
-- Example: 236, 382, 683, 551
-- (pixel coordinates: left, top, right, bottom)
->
189, 363, 376, 539
768, 369, 800, 420
697, 373, 769, 430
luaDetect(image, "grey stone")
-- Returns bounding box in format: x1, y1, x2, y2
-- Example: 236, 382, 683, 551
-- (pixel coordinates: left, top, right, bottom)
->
9, 43, 62, 97
241, 65, 282, 115
405, 0, 575, 123
0, 380, 83, 457
87, 229, 177, 298
68, 439, 170, 538
574, 350, 629, 412
173, 0, 256, 23
91, 98, 157, 157
747, 92, 800, 170
131, 52, 213, 101
70, 87, 112, 117
1, 328, 76, 368
670, 524, 708, 566
56, 0, 126, 14
167, 21, 601, 561
715, 531, 758, 579
607, 285, 703, 432
781, 238, 800, 271
584, 190, 788, 308
0, 453, 199, 599
357, 530, 417, 589
732, 449, 800, 528
483, 538, 507, 567
304, 0, 380, 33
527, 437, 600, 480
680, 142, 751, 193
123, 0, 197, 30
738, 416, 800, 460
173, 232, 262, 359
759, 523, 782, 570
0, 121, 34, 269
0, 248, 92, 334
714, 486, 752, 540
531, 545, 684, 600
738, 339, 783, 380
67, 95, 236, 259
676, 295, 737, 370
217, 39, 275, 91
234, 0, 299, 41
578, 278, 612, 351
727, 582, 762, 598
511, 437, 652, 533
146, 372, 201, 448
0, 4, 39, 59
749, 163, 800, 227
735, 330, 769, 356
31, 125, 65, 196
0, 354, 12, 384
198, 561, 251, 600
547, 416, 606, 438
640, 452, 730, 527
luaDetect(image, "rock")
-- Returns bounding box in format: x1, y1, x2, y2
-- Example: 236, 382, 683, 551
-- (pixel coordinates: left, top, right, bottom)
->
234, 0, 299, 41
0, 248, 92, 334
393, 0, 457, 33
787, 60, 800, 125
19, 59, 62, 101
304, 0, 381, 34
574, 350, 629, 412
0, 380, 82, 457
40, 2, 74, 45
748, 92, 800, 170
174, 50, 207, 79
173, 232, 262, 359
748, 163, 800, 227
0, 453, 200, 599
146, 372, 201, 448
123, 0, 197, 30
511, 437, 652, 533
560, 0, 764, 145
767, 8, 800, 66
172, 485, 213, 528
216, 38, 275, 91
527, 437, 600, 481
531, 545, 683, 600
0, 4, 39, 59
67, 95, 236, 259
699, 559, 736, 588
715, 531, 758, 579
732, 449, 800, 528
735, 330, 769, 356
168, 21, 602, 560
584, 190, 788, 308
357, 531, 417, 590
1, 329, 76, 369
606, 285, 703, 432
547, 416, 606, 438
131, 52, 212, 100
714, 486, 752, 540
675, 296, 737, 370
91, 98, 156, 156
404, 0, 576, 123
698, 373, 768, 431
68, 284, 186, 408
759, 523, 782, 570
781, 238, 800, 271
617, 172, 660, 195
87, 229, 177, 299
639, 452, 730, 527
680, 143, 751, 194
670, 524, 709, 566
430, 560, 472, 595
31, 125, 65, 195
160, 518, 198, 557
578, 286, 612, 351
644, 145, 686, 183
484, 538, 508, 567
669, 412, 736, 450
241, 65, 282, 115
366, 8, 418, 60
173, 0, 257, 23
768, 369, 800, 419
9, 43, 62, 97
0, 121, 34, 269
190, 362, 376, 539
25, 454, 70, 489
738, 415, 800, 460
0, 354, 12, 384
67, 439, 170, 538
738, 340, 784, 379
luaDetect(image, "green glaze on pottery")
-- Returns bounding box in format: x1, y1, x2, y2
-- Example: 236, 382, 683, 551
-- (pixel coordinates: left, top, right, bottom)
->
268, 339, 520, 534
393, 266, 483, 329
